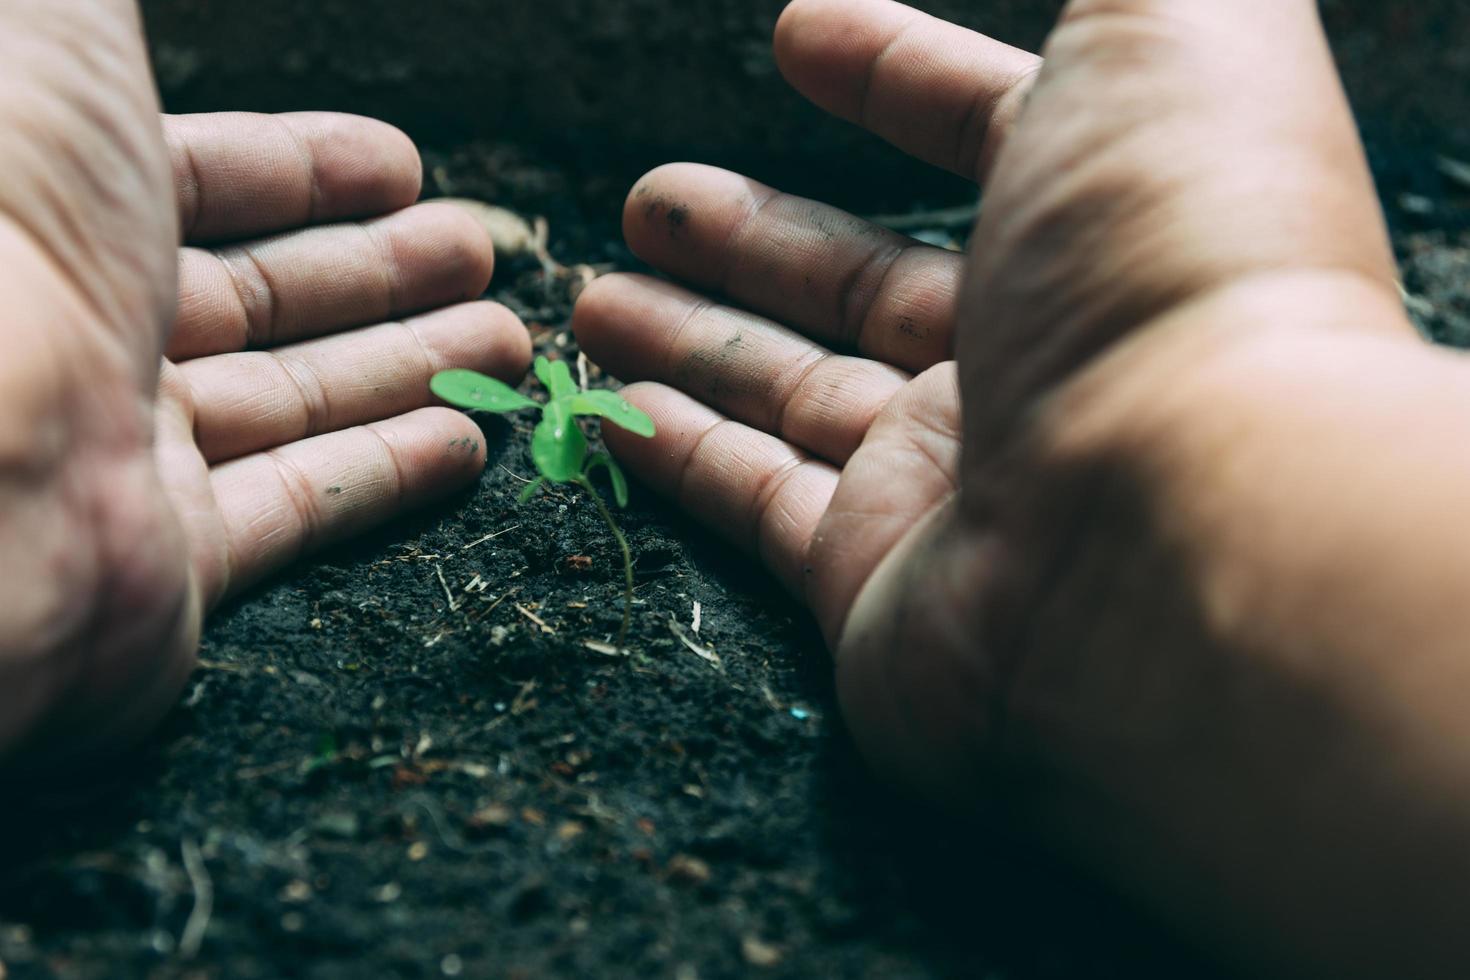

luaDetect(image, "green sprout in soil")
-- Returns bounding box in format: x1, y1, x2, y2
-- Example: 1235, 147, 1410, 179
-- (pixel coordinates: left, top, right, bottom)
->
430, 357, 655, 647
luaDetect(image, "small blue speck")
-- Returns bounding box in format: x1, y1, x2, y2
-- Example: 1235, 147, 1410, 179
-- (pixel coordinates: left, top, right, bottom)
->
790, 708, 811, 721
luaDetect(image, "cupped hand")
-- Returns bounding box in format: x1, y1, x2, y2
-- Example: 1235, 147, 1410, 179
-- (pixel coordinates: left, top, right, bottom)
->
119, 112, 528, 757
157, 112, 528, 615
577, 0, 1470, 975
1, 55, 526, 766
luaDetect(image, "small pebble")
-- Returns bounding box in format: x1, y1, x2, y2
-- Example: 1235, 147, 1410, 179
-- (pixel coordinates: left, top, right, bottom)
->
470, 802, 514, 829
441, 953, 464, 976
666, 854, 712, 886
280, 879, 312, 903
742, 936, 784, 968
1400, 192, 1435, 216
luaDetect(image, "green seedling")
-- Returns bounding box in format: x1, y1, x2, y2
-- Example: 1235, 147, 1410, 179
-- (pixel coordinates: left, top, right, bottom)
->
430, 357, 655, 647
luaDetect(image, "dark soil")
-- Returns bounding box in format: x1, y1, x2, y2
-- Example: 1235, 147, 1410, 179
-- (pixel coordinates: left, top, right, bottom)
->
2, 127, 1469, 980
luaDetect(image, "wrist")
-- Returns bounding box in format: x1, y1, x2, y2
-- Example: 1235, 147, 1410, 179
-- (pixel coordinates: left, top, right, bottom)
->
989, 273, 1470, 977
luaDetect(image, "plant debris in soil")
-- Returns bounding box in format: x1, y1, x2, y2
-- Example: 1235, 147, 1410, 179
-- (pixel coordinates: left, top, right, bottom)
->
1, 135, 1467, 980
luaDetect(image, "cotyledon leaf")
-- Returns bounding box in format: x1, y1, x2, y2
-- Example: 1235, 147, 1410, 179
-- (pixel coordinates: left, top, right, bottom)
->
567, 390, 656, 437
430, 369, 538, 412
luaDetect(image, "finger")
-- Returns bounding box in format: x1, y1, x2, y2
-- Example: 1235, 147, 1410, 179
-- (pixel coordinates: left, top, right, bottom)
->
624, 163, 961, 372
183, 301, 528, 463
165, 111, 422, 244
603, 383, 838, 596
169, 201, 494, 359
806, 363, 962, 646
774, 0, 1040, 181
576, 274, 906, 465
204, 407, 486, 607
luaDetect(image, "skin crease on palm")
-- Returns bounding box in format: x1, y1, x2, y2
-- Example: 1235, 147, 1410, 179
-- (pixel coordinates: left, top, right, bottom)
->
1, 0, 1469, 976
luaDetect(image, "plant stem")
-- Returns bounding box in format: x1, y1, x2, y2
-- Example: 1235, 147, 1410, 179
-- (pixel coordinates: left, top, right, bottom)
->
577, 476, 634, 647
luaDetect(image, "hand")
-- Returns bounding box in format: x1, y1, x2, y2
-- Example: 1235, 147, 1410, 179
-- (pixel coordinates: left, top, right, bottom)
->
0, 2, 525, 766
576, 0, 1470, 975
158, 111, 528, 620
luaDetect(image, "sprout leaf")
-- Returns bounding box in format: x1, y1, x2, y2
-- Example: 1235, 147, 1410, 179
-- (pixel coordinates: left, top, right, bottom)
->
567, 390, 655, 437
430, 369, 537, 412
531, 399, 586, 482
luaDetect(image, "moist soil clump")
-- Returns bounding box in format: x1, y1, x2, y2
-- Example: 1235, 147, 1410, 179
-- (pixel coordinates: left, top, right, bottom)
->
1, 134, 1468, 980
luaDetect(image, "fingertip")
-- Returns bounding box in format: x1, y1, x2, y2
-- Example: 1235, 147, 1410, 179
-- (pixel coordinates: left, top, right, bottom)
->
483, 300, 532, 380
571, 272, 634, 361
372, 201, 496, 313
355, 116, 423, 202
445, 411, 491, 477
409, 298, 529, 386
414, 200, 497, 297
773, 0, 879, 120
571, 273, 613, 347
773, 0, 836, 63
772, 0, 827, 85
622, 163, 773, 289
396, 407, 491, 490
623, 163, 698, 260
573, 273, 695, 381
623, 167, 660, 243
772, 0, 807, 51
278, 113, 423, 216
